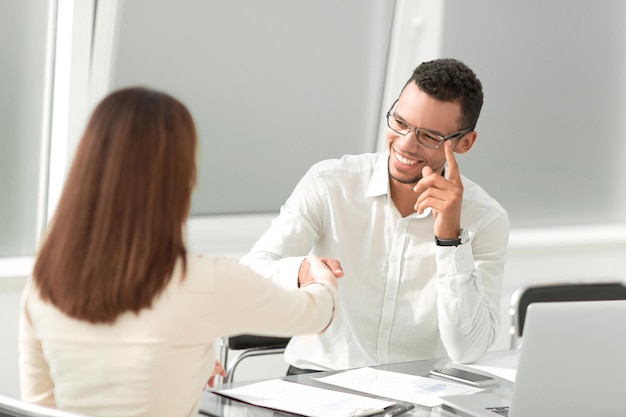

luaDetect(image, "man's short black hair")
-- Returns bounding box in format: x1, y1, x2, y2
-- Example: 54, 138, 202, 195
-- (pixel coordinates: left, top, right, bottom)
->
404, 58, 484, 130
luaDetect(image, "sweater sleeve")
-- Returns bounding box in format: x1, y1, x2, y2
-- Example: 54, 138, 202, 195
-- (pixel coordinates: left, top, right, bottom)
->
208, 257, 338, 339
18, 281, 56, 407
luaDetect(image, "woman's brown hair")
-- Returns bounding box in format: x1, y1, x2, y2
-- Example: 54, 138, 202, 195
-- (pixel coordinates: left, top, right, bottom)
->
33, 87, 197, 323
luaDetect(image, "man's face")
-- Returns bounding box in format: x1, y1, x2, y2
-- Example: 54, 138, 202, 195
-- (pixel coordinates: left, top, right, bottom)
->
386, 83, 464, 185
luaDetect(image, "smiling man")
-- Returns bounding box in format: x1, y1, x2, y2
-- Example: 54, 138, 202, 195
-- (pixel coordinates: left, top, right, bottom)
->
241, 58, 509, 374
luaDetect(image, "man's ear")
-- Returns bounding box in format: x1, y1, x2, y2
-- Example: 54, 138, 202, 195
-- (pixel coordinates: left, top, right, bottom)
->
453, 131, 478, 154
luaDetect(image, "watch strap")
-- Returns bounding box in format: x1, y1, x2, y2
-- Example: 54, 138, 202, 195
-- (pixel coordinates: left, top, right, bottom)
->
434, 236, 462, 246
435, 229, 467, 247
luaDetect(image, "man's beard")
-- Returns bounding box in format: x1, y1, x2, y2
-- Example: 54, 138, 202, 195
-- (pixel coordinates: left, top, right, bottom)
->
388, 168, 421, 185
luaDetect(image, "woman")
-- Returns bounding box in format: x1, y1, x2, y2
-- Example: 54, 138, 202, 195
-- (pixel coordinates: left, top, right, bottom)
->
18, 87, 338, 417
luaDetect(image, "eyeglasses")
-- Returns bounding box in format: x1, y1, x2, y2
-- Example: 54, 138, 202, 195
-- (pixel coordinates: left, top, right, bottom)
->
386, 99, 472, 149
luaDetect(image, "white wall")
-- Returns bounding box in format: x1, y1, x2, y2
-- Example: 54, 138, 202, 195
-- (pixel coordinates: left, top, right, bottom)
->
496, 226, 626, 349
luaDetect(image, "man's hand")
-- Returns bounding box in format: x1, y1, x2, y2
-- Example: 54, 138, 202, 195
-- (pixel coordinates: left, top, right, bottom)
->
298, 257, 344, 287
413, 140, 463, 239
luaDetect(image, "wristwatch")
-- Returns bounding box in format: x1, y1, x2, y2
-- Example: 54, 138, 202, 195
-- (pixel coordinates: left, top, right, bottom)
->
435, 228, 469, 247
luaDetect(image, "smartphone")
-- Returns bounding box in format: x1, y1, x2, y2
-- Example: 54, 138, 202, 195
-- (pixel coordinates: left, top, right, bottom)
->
429, 367, 499, 387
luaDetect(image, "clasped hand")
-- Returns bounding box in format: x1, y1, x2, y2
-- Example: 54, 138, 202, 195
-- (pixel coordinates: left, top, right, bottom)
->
298, 255, 343, 287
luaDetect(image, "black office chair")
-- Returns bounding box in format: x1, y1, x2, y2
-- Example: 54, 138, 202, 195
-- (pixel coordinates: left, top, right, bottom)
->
508, 278, 626, 348
217, 334, 291, 384
0, 395, 89, 417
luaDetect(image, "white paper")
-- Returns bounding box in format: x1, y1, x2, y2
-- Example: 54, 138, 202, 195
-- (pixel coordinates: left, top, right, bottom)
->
315, 367, 483, 407
213, 378, 396, 417
453, 350, 520, 382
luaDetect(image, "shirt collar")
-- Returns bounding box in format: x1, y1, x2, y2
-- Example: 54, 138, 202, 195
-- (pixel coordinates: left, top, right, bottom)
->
365, 152, 390, 198
366, 152, 432, 219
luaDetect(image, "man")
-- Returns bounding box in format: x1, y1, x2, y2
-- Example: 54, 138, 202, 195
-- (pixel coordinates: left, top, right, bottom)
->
240, 58, 509, 374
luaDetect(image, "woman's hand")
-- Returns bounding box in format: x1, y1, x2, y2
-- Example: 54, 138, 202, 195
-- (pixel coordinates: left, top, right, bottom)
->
305, 255, 341, 288
205, 360, 226, 389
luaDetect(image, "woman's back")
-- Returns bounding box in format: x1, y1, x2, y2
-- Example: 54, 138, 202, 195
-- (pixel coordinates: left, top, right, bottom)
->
19, 88, 338, 417
20, 255, 337, 417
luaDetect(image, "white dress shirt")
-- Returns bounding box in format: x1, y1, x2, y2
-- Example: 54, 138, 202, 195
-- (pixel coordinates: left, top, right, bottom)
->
240, 152, 509, 370
19, 255, 338, 417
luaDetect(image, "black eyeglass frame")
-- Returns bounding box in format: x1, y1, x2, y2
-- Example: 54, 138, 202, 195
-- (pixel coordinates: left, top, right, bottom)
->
386, 99, 472, 149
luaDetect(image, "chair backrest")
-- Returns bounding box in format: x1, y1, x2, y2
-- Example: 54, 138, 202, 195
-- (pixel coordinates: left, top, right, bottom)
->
509, 278, 626, 348
226, 335, 290, 351
217, 334, 291, 385
0, 395, 89, 417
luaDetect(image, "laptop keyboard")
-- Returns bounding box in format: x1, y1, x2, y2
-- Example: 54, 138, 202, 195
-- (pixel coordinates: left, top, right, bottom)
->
486, 406, 510, 416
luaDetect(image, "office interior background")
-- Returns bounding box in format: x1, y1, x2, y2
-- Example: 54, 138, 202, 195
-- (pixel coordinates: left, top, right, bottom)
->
1, 0, 626, 399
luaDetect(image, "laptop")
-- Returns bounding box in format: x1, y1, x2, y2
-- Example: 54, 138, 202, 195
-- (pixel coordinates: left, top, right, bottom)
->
440, 299, 626, 417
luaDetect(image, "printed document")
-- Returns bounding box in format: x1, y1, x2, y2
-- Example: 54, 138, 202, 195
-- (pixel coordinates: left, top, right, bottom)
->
316, 367, 483, 407
213, 378, 396, 417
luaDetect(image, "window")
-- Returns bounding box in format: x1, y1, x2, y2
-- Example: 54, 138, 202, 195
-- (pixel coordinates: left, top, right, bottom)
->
440, 1, 626, 228
105, 0, 395, 217
0, 1, 53, 260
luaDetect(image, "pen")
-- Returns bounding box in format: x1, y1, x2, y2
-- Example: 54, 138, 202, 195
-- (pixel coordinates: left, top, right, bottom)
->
383, 404, 413, 417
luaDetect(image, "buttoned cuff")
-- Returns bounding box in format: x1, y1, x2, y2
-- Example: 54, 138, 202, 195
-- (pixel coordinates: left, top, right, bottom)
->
279, 256, 308, 289
435, 243, 474, 276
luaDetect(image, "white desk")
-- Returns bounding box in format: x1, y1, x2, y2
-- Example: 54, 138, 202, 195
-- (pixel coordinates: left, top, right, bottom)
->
198, 350, 517, 416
